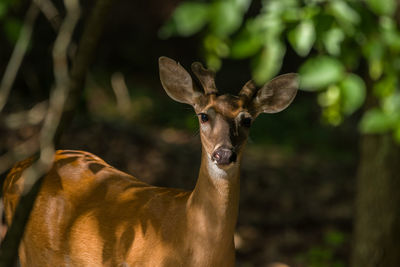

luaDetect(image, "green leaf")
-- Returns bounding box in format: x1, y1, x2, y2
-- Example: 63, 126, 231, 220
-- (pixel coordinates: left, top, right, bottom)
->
363, 38, 385, 61
329, 0, 360, 26
323, 27, 345, 56
319, 86, 343, 125
288, 20, 315, 57
203, 34, 230, 57
299, 56, 345, 91
230, 23, 263, 59
359, 108, 394, 134
363, 38, 385, 80
318, 85, 340, 107
322, 104, 343, 126
383, 93, 400, 115
205, 53, 222, 71
366, 0, 396, 16
369, 59, 383, 80
170, 2, 209, 37
383, 29, 400, 52
302, 5, 321, 20
252, 40, 285, 85
373, 75, 396, 98
210, 1, 243, 37
282, 7, 302, 22
339, 73, 366, 115
232, 0, 251, 12
381, 17, 400, 51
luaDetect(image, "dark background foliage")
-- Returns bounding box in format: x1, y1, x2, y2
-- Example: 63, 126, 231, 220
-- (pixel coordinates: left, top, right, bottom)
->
3, 0, 396, 266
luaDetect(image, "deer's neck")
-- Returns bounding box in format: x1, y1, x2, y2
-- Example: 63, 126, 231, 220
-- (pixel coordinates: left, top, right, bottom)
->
186, 149, 240, 259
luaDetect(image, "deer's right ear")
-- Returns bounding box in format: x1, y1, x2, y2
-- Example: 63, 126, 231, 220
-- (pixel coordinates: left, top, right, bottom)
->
249, 73, 299, 117
159, 57, 201, 105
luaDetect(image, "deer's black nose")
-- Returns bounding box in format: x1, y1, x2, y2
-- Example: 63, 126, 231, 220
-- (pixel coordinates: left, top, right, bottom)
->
212, 148, 237, 165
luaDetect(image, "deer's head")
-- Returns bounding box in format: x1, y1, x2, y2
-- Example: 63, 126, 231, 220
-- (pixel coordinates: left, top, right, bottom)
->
159, 57, 298, 169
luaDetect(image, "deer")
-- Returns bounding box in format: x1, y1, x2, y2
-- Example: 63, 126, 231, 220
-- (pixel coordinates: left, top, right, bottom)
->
3, 56, 299, 267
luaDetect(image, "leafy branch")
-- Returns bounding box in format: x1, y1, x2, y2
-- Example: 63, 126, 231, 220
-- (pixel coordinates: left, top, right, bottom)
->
161, 0, 400, 140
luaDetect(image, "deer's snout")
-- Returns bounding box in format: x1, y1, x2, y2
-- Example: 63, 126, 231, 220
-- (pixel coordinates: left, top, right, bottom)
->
212, 147, 237, 165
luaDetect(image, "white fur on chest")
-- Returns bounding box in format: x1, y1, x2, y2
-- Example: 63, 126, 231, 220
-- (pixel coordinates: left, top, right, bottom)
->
206, 155, 237, 180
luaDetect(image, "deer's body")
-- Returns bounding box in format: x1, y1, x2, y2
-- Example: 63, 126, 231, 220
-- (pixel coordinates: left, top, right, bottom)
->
4, 150, 237, 266
3, 57, 298, 266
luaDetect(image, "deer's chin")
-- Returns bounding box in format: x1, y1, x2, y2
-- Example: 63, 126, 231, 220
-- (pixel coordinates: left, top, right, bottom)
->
214, 161, 236, 169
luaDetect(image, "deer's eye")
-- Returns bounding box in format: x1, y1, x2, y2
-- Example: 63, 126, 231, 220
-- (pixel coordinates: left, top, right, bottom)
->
199, 113, 209, 123
242, 117, 252, 128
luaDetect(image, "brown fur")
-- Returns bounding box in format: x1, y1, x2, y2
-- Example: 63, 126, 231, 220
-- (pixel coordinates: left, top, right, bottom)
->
3, 57, 298, 266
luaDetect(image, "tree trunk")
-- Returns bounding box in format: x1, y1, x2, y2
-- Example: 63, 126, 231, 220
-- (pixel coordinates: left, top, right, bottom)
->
351, 133, 400, 266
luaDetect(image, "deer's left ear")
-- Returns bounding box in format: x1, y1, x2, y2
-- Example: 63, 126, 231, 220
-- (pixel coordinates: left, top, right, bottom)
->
159, 56, 202, 106
249, 73, 299, 117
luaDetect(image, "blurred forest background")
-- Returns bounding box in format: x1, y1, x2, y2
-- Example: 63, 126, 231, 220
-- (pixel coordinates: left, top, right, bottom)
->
0, 0, 400, 266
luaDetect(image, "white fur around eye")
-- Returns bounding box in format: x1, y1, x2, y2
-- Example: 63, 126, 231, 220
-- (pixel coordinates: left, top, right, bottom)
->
200, 122, 210, 132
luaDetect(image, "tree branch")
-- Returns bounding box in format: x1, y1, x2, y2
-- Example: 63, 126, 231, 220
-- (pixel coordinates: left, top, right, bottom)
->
55, 0, 116, 144
0, 0, 81, 264
33, 0, 61, 30
0, 3, 39, 112
0, 0, 117, 265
